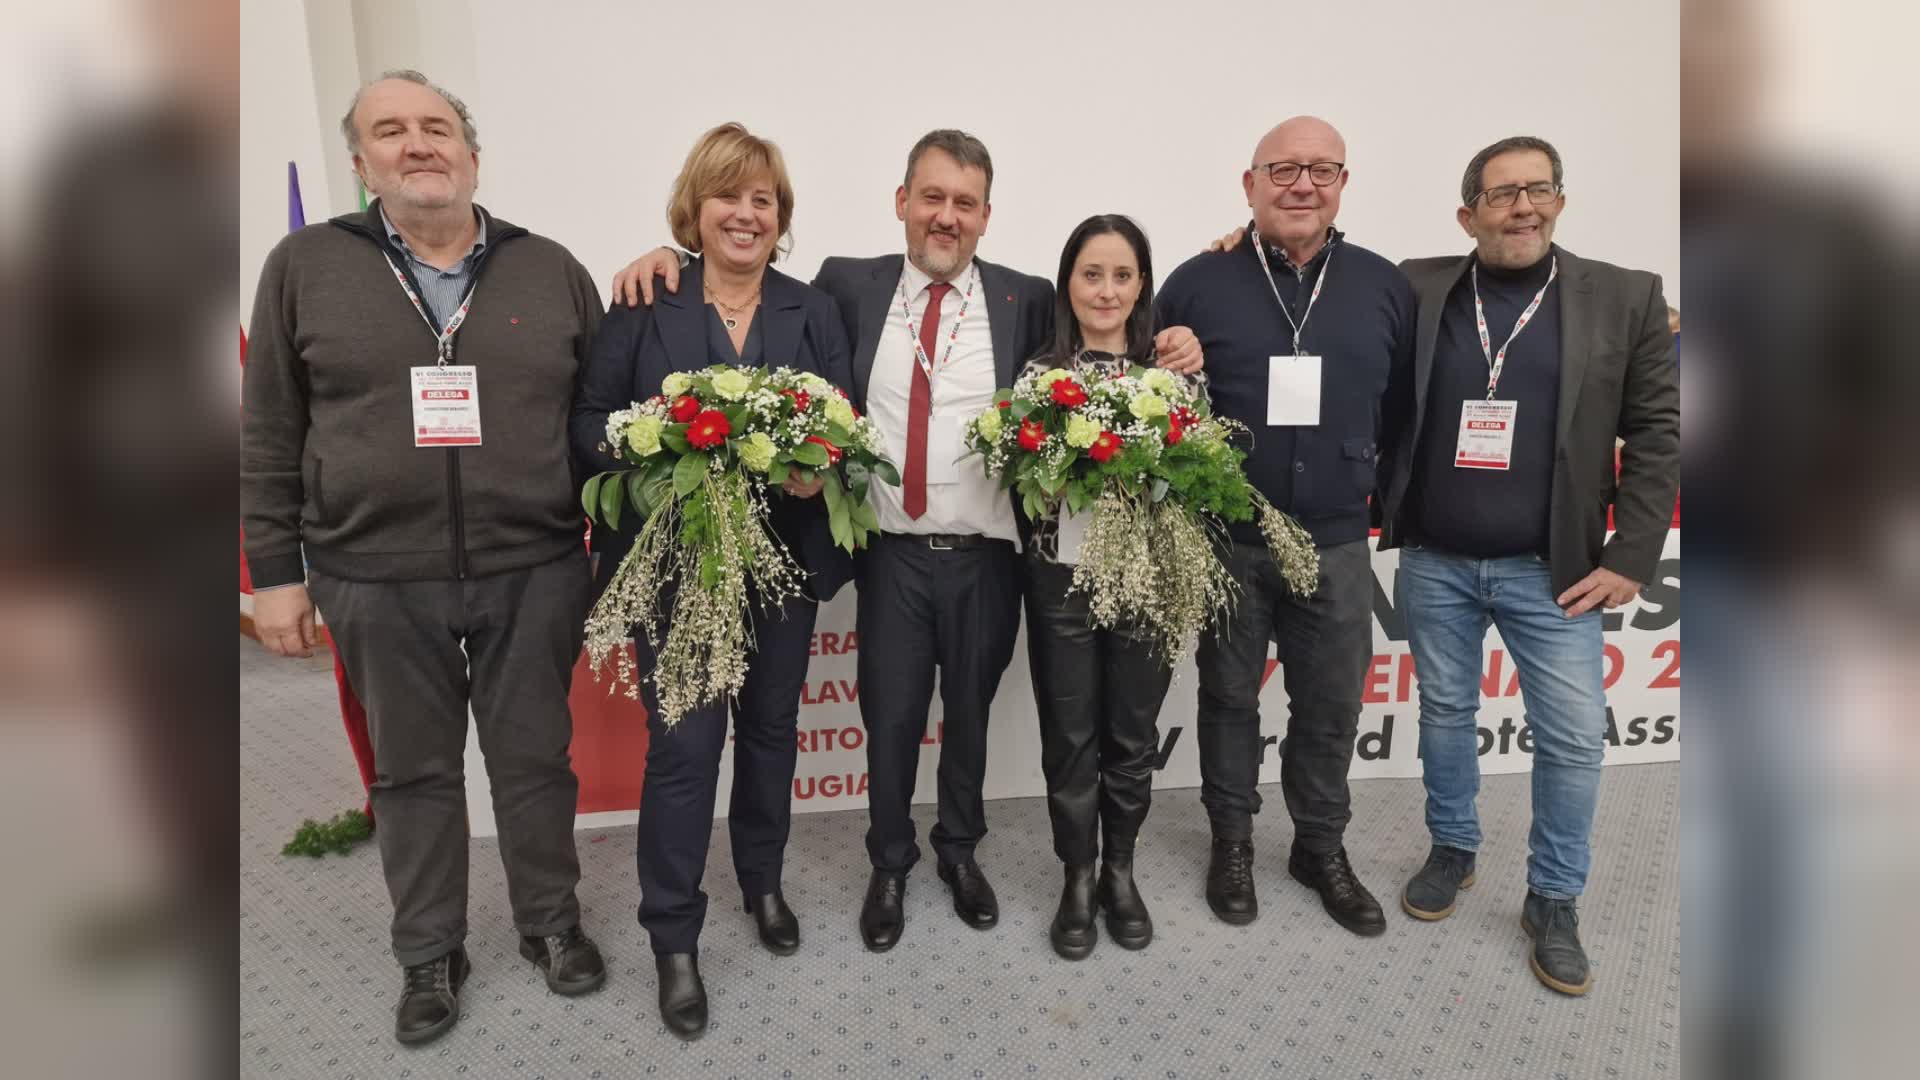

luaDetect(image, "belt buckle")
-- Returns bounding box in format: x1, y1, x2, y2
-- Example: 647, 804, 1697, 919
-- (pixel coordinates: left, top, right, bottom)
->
927, 534, 955, 551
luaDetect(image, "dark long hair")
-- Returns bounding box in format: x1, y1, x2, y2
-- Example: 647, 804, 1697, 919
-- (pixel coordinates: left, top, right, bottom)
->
1044, 214, 1157, 365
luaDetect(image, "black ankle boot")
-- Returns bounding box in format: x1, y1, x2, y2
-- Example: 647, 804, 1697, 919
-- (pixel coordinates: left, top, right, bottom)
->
1205, 837, 1258, 925
654, 952, 708, 1039
1049, 863, 1097, 960
1097, 855, 1153, 949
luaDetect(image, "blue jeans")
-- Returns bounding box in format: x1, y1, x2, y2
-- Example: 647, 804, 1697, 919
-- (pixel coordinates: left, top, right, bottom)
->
1397, 548, 1607, 899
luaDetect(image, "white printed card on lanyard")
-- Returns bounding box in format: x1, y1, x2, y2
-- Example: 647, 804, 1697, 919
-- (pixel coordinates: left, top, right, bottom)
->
384, 252, 484, 448
1454, 257, 1556, 470
1252, 229, 1331, 426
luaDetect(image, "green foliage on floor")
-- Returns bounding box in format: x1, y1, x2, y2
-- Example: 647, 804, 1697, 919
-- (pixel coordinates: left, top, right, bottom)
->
282, 808, 373, 857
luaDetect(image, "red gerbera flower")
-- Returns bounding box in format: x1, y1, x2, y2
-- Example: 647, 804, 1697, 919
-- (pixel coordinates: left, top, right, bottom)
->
804, 434, 843, 465
1165, 416, 1185, 446
1017, 418, 1049, 452
1050, 379, 1089, 409
670, 394, 702, 423
780, 387, 812, 413
686, 409, 732, 450
1088, 431, 1123, 463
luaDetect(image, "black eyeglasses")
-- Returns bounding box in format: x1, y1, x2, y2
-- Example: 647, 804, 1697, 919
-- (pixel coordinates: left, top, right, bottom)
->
1471, 182, 1562, 208
1255, 160, 1344, 187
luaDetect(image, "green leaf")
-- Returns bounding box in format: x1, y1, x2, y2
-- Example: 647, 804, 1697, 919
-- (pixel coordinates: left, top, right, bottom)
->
870, 459, 901, 486
723, 405, 749, 429
828, 504, 853, 551
1066, 485, 1091, 515
791, 441, 830, 467
1023, 490, 1045, 521
848, 469, 870, 503
581, 473, 604, 519
673, 453, 707, 497
820, 422, 854, 446
661, 429, 691, 454
1009, 401, 1035, 423
599, 470, 626, 530
820, 471, 846, 515
851, 499, 880, 531
1150, 477, 1170, 503
767, 460, 791, 487
627, 470, 653, 516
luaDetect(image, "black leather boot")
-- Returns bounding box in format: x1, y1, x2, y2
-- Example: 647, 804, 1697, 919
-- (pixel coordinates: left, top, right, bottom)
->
1049, 863, 1097, 960
1097, 855, 1153, 949
654, 952, 708, 1039
1205, 837, 1258, 925
1288, 843, 1387, 937
746, 891, 800, 956
394, 946, 468, 1045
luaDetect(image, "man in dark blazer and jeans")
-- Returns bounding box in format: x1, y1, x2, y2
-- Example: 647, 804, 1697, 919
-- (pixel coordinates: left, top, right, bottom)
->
1377, 136, 1679, 996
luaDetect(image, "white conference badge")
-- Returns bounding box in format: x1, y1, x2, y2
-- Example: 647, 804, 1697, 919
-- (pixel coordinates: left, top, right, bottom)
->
1054, 503, 1090, 565
1266, 355, 1323, 426
1457, 257, 1558, 471
1454, 398, 1517, 469
928, 416, 963, 485
1251, 227, 1333, 427
411, 365, 483, 446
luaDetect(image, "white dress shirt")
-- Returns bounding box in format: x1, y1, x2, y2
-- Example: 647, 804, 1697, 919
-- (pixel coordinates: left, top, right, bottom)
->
866, 258, 1018, 541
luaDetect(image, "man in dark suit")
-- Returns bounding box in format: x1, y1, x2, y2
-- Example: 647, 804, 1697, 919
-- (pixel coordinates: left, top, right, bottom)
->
610, 129, 1200, 951
1376, 136, 1679, 996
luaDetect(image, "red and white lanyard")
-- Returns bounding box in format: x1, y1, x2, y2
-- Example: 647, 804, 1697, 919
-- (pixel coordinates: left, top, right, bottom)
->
1251, 227, 1333, 356
1471, 257, 1557, 399
382, 252, 477, 366
898, 262, 979, 382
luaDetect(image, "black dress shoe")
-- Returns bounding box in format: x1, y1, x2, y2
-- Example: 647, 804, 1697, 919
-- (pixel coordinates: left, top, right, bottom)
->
747, 891, 800, 956
1522, 892, 1594, 996
1049, 863, 1098, 960
1097, 856, 1154, 950
654, 952, 708, 1039
935, 859, 1000, 929
859, 870, 907, 952
1401, 844, 1477, 921
1288, 844, 1387, 937
395, 946, 469, 1046
518, 924, 606, 995
1205, 838, 1258, 925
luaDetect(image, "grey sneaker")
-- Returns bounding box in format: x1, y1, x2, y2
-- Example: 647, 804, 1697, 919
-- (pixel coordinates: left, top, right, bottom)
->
1401, 845, 1477, 920
1521, 891, 1594, 996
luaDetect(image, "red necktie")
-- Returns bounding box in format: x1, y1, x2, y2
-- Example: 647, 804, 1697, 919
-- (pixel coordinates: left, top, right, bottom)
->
903, 282, 951, 520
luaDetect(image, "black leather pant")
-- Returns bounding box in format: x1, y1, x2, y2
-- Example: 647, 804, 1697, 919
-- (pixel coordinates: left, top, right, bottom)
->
1023, 557, 1172, 866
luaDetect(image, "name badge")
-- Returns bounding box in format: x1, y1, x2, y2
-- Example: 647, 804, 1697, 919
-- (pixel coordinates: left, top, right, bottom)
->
1266, 355, 1322, 426
412, 365, 483, 447
1454, 399, 1517, 470
928, 415, 963, 485
1054, 504, 1089, 565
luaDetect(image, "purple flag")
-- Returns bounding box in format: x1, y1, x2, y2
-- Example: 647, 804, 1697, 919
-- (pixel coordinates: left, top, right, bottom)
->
287, 161, 306, 231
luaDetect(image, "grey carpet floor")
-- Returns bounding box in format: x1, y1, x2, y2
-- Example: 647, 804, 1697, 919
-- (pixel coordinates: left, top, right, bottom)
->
240, 637, 1678, 1079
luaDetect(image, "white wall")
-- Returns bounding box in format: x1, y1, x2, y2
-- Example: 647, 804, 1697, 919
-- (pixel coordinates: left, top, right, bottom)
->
463, 0, 1680, 300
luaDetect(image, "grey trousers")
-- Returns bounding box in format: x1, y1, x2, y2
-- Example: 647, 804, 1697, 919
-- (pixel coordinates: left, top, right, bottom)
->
309, 548, 589, 966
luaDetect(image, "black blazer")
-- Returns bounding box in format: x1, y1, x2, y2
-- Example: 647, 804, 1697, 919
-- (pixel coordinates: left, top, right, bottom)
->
1377, 247, 1680, 597
570, 259, 857, 602
809, 253, 1054, 547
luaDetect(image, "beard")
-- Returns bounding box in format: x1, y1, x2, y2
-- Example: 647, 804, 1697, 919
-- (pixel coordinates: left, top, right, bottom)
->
911, 232, 968, 279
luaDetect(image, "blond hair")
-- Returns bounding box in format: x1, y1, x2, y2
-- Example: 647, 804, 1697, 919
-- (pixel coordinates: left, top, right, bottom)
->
666, 123, 795, 262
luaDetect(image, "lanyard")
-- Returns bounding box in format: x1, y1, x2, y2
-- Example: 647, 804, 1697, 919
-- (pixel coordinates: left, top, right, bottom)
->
1251, 228, 1333, 356
1471, 256, 1558, 399
382, 252, 477, 366
898, 262, 979, 382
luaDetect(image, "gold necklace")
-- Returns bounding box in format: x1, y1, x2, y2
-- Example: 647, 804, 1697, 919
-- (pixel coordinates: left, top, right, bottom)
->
704, 283, 762, 330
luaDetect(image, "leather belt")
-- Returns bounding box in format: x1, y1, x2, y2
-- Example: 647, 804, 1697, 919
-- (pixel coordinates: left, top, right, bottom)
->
883, 532, 1005, 551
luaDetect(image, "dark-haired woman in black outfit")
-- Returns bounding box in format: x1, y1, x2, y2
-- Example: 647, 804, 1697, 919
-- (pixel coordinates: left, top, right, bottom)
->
1019, 214, 1206, 959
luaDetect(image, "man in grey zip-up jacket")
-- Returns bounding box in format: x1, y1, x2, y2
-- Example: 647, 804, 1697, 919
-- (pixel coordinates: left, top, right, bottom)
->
241, 70, 607, 1046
